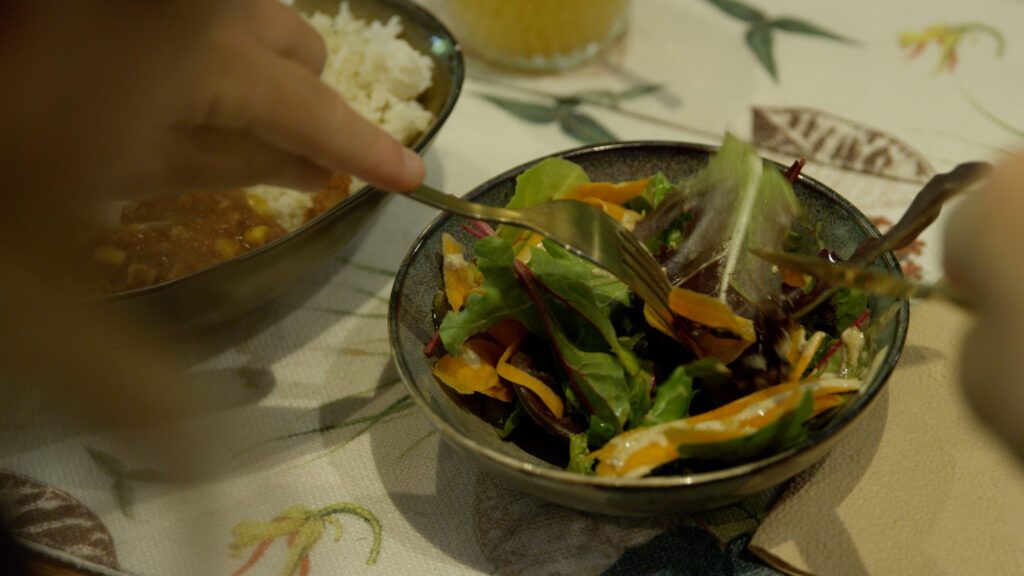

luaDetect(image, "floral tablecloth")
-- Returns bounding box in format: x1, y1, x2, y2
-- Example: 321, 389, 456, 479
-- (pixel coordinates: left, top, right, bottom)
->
2, 1, 1021, 574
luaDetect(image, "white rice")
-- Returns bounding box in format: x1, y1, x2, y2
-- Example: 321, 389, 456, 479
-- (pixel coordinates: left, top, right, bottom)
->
249, 1, 435, 230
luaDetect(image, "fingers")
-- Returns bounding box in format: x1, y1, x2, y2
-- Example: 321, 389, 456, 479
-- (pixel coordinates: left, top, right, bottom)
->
944, 154, 1024, 304
154, 127, 333, 193
242, 0, 327, 74
189, 31, 425, 193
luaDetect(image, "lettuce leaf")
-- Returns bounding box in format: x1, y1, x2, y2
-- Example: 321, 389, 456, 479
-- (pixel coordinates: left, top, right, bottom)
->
567, 432, 595, 475
664, 134, 800, 316
438, 236, 542, 354
529, 240, 630, 314
642, 365, 694, 426
498, 157, 590, 245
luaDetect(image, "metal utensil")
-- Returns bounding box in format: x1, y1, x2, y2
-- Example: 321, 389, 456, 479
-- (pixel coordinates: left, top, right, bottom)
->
749, 247, 974, 309
406, 184, 673, 323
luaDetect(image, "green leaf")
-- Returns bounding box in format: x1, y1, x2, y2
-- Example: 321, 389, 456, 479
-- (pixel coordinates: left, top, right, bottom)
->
438, 237, 541, 353
668, 134, 799, 312
559, 111, 617, 145
587, 415, 616, 447
705, 0, 766, 23
567, 432, 596, 474
480, 94, 560, 123
499, 157, 590, 246
507, 157, 590, 209
745, 24, 777, 80
627, 171, 676, 214
628, 364, 654, 428
517, 260, 631, 432
771, 17, 855, 44
493, 405, 522, 439
529, 240, 630, 319
642, 365, 694, 426
832, 288, 868, 333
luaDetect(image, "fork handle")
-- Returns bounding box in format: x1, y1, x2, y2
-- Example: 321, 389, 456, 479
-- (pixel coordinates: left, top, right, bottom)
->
407, 184, 521, 226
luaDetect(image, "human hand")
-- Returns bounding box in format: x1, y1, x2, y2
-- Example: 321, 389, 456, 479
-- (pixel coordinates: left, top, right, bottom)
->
944, 153, 1024, 459
0, 0, 424, 214
146, 0, 426, 195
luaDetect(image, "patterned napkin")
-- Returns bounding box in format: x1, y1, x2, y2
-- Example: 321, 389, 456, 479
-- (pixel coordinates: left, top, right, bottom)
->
749, 300, 1024, 575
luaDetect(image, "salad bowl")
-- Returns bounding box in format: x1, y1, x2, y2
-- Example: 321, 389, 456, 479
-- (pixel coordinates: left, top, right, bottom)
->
388, 141, 909, 516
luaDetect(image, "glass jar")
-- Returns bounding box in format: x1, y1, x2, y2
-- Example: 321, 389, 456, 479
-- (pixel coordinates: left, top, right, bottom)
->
436, 0, 630, 72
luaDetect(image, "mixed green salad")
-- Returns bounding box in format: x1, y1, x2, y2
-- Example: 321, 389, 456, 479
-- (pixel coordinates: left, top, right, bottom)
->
425, 136, 884, 478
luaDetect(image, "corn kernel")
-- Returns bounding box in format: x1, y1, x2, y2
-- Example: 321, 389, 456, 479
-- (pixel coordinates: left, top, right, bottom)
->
245, 193, 271, 216
93, 245, 128, 266
214, 238, 239, 259
243, 225, 268, 247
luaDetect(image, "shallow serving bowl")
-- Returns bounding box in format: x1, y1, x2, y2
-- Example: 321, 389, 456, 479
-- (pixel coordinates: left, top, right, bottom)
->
95, 0, 463, 332
389, 141, 910, 516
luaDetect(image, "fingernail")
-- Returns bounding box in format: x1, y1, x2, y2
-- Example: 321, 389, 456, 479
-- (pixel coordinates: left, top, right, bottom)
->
401, 147, 425, 191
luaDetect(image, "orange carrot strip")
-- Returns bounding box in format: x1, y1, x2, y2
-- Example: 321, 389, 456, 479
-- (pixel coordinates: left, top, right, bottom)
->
562, 177, 653, 204
432, 339, 513, 402
496, 339, 565, 418
668, 287, 756, 342
789, 330, 826, 382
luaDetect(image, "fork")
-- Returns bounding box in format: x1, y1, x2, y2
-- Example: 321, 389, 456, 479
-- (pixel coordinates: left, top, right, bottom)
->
407, 184, 674, 324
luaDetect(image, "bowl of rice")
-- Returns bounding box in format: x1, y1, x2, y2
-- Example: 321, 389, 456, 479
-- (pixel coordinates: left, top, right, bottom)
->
92, 0, 463, 331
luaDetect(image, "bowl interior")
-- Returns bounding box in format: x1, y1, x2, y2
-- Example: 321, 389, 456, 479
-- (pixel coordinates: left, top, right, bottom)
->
390, 141, 909, 515
96, 0, 463, 331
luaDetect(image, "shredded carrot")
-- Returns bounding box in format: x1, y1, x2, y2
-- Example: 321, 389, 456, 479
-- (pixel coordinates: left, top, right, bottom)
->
789, 330, 826, 382
668, 287, 756, 342
441, 233, 478, 312
496, 338, 565, 418
431, 339, 513, 402
577, 197, 638, 223
561, 177, 653, 204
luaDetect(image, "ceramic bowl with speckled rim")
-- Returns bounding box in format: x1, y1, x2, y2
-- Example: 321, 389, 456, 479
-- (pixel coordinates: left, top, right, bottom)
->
95, 0, 463, 333
389, 141, 909, 516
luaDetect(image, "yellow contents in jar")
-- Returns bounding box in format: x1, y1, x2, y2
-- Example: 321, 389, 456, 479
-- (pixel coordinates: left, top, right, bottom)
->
442, 0, 629, 70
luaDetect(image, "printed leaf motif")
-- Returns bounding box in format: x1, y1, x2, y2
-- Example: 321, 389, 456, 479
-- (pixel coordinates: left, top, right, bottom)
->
900, 22, 1005, 73
86, 448, 167, 519
705, 0, 856, 81
479, 93, 617, 145
772, 18, 851, 41
966, 91, 1024, 140
752, 106, 935, 182
0, 472, 120, 570
479, 83, 667, 145
480, 95, 560, 123
706, 0, 765, 22
229, 503, 382, 576
745, 25, 776, 80
560, 110, 617, 145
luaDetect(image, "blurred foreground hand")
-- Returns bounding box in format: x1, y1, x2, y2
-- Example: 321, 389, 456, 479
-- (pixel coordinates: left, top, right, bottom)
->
944, 153, 1024, 461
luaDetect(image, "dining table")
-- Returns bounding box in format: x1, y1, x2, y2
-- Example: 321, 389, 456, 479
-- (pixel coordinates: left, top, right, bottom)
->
3, 1, 1024, 575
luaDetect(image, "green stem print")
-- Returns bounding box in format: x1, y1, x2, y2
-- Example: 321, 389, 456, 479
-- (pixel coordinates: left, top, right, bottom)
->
966, 91, 1024, 140
230, 503, 382, 575
704, 0, 856, 81
477, 83, 666, 145
900, 22, 1005, 73
86, 448, 167, 519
